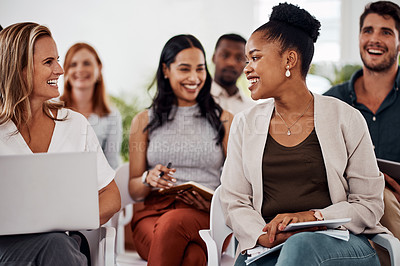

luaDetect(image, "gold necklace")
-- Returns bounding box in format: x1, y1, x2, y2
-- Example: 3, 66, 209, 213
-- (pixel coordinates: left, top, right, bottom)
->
275, 96, 313, 136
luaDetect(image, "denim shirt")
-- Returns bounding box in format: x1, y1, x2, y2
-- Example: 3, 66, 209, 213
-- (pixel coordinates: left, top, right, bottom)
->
324, 68, 400, 162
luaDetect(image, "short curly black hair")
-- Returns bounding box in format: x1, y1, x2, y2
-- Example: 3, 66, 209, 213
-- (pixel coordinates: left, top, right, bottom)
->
360, 1, 400, 39
214, 33, 246, 51
254, 2, 321, 78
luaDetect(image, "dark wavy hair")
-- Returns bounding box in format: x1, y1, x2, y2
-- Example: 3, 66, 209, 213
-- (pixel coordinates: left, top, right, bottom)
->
360, 1, 400, 37
254, 2, 321, 78
145, 34, 225, 145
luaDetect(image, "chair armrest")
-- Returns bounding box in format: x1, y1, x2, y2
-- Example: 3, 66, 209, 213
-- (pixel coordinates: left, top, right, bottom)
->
199, 229, 219, 266
371, 233, 400, 266
100, 226, 116, 266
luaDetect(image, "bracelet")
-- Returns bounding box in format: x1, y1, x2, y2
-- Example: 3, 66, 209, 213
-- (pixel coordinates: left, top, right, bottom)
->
141, 171, 150, 187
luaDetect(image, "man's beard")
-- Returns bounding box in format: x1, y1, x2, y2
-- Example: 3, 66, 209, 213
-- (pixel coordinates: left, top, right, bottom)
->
219, 77, 236, 87
361, 46, 399, 72
218, 68, 238, 87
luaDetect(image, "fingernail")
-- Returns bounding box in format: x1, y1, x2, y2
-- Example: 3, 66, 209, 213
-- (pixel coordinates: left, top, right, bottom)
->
168, 183, 173, 187
192, 191, 197, 195
172, 178, 176, 182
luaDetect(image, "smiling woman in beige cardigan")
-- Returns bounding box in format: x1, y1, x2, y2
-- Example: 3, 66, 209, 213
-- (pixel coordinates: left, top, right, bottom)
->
219, 3, 389, 266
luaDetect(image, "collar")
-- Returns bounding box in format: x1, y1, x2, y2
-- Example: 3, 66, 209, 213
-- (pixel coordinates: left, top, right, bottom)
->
347, 68, 400, 104
211, 81, 243, 99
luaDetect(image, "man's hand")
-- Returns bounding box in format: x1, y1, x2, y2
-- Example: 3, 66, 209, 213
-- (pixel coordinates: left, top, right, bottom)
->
384, 173, 400, 202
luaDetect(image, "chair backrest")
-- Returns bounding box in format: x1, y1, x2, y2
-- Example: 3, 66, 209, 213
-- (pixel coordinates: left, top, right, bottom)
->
109, 162, 136, 255
114, 163, 135, 209
210, 186, 233, 260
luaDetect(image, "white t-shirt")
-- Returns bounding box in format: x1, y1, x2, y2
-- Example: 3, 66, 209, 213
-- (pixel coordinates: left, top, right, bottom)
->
0, 108, 114, 190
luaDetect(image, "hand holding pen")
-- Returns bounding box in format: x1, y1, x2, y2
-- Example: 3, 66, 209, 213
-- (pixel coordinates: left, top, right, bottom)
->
145, 162, 176, 189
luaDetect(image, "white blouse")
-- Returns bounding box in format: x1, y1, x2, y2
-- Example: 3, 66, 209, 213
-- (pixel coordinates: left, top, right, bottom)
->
0, 108, 114, 190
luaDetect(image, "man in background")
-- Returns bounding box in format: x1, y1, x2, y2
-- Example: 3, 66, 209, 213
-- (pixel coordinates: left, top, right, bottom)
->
324, 1, 400, 244
211, 33, 255, 114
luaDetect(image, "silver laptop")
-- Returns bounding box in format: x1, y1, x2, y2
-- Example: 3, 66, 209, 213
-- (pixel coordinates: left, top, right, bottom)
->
0, 152, 99, 235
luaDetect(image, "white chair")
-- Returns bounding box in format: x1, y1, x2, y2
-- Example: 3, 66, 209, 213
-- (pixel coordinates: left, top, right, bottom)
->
110, 162, 147, 266
199, 186, 235, 266
81, 226, 116, 266
371, 234, 400, 266
200, 186, 400, 266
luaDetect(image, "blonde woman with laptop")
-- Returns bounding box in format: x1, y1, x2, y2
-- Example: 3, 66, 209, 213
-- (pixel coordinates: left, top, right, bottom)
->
0, 22, 120, 265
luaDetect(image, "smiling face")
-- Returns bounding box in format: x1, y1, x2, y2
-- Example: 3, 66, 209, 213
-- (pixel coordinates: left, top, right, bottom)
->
359, 13, 400, 72
66, 48, 101, 95
163, 47, 207, 106
244, 31, 287, 100
213, 39, 246, 87
31, 36, 63, 102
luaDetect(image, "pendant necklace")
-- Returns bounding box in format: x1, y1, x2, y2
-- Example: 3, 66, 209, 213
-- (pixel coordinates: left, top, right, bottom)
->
275, 96, 313, 136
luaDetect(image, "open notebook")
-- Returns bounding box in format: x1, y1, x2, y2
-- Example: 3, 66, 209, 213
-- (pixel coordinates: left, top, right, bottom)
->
0, 152, 99, 235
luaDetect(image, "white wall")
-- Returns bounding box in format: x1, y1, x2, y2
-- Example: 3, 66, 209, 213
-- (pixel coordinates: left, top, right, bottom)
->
1, 0, 374, 98
340, 0, 373, 64
0, 0, 256, 101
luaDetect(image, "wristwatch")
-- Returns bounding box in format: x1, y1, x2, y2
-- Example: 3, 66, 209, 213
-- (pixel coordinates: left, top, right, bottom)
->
313, 210, 324, 221
141, 171, 150, 187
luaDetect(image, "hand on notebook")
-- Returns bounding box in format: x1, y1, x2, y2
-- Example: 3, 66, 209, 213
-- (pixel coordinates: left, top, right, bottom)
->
384, 173, 400, 202
257, 230, 296, 248
176, 190, 210, 212
261, 211, 326, 247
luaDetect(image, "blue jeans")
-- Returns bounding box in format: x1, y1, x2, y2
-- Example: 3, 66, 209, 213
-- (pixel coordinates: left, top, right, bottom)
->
235, 232, 380, 266
0, 232, 87, 266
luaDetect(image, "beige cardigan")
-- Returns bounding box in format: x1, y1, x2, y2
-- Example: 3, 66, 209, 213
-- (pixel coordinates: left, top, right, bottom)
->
220, 93, 389, 253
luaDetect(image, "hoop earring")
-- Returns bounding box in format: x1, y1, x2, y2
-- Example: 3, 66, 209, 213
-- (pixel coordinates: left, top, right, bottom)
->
285, 65, 291, 78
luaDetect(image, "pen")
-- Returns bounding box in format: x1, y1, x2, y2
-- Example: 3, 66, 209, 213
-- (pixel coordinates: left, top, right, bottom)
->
158, 162, 172, 181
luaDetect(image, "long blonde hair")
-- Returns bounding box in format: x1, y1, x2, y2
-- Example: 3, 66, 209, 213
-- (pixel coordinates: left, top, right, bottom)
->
0, 22, 64, 131
61, 43, 111, 117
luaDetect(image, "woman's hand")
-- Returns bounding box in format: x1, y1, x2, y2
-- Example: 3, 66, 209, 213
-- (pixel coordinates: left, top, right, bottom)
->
257, 225, 323, 248
145, 164, 176, 189
257, 230, 297, 248
176, 190, 211, 212
263, 211, 320, 245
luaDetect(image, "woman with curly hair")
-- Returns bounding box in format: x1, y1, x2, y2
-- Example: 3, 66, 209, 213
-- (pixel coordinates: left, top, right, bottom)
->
220, 3, 389, 265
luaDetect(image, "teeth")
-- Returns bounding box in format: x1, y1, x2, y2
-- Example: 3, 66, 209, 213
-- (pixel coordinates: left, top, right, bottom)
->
47, 79, 58, 85
184, 84, 198, 90
368, 49, 383, 55
248, 78, 259, 84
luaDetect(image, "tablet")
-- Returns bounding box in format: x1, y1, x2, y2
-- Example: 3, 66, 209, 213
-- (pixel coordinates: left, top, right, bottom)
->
282, 218, 351, 232
377, 158, 400, 183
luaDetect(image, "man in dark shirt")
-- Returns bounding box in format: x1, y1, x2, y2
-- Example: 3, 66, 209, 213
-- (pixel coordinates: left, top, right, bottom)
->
324, 1, 400, 243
